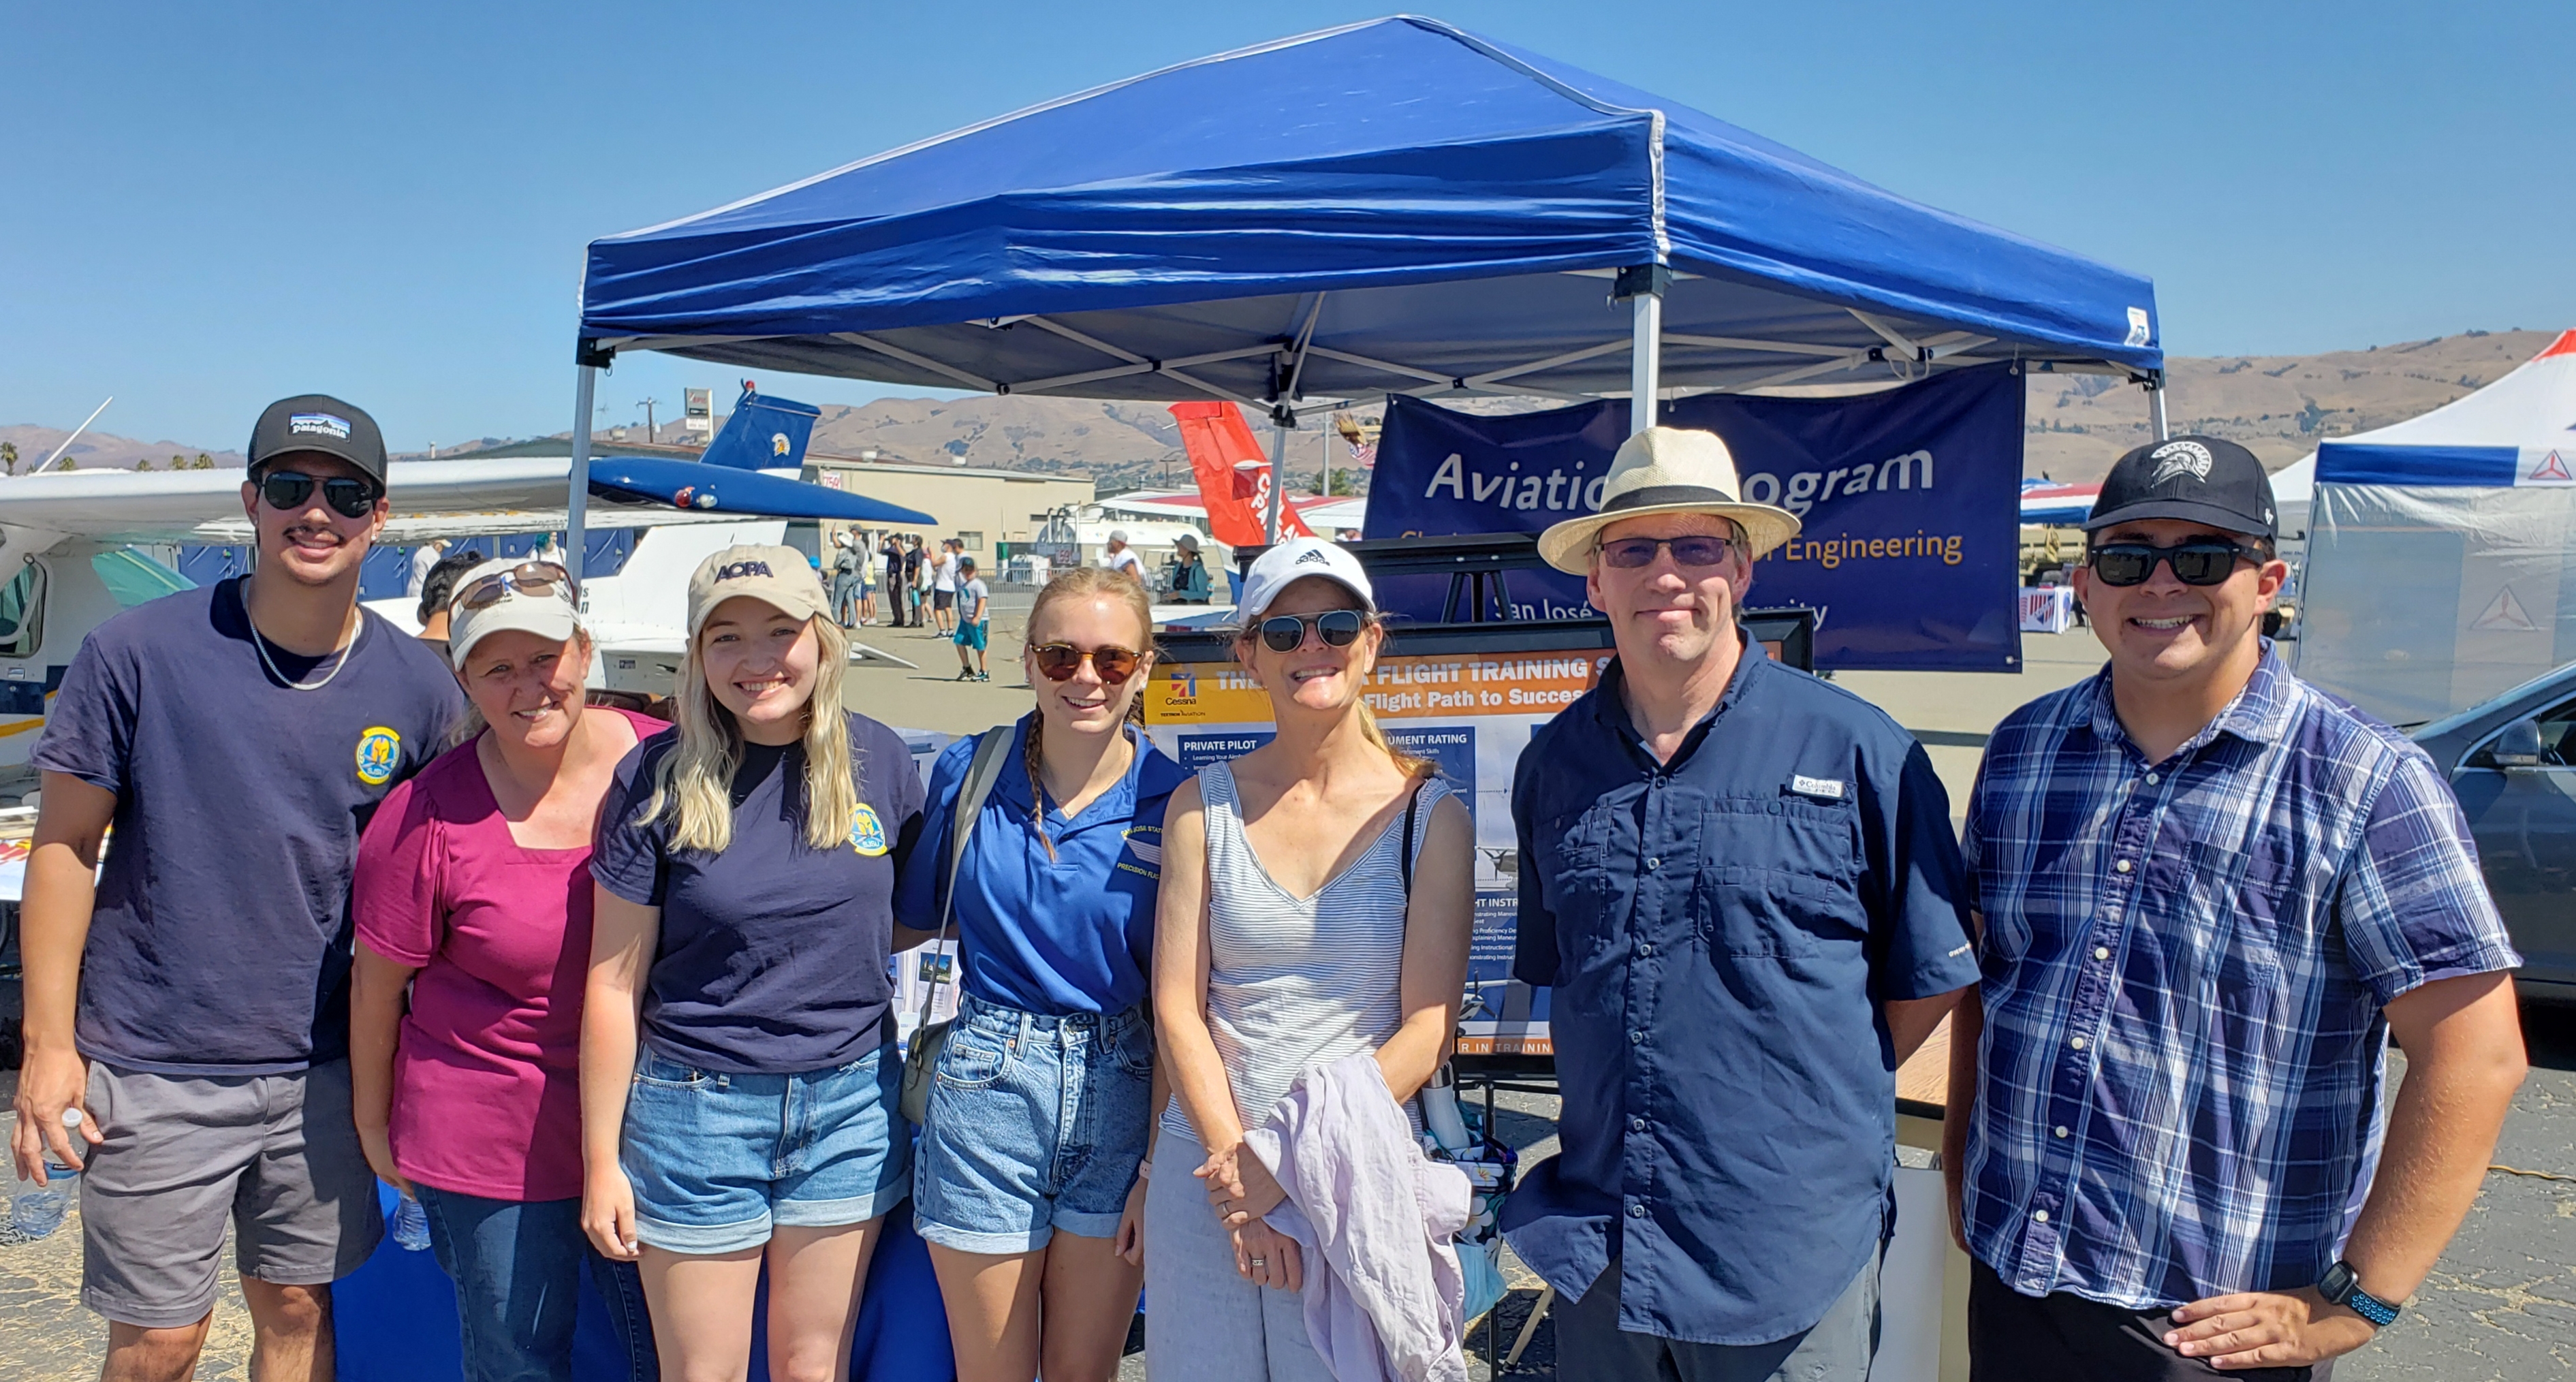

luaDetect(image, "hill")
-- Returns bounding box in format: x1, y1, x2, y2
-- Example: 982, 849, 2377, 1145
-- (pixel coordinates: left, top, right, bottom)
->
0, 424, 242, 474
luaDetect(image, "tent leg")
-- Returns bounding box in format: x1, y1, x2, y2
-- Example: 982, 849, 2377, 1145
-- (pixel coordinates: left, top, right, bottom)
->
567, 363, 599, 599
1616, 264, 1669, 437
2148, 381, 2169, 442
1266, 417, 1289, 545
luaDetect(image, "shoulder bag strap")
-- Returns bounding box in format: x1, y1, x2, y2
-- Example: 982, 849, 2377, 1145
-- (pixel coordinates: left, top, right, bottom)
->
915, 725, 1018, 1026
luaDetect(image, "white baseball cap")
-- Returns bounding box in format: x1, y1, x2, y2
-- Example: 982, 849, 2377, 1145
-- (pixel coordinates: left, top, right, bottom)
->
1234, 537, 1375, 626
447, 558, 582, 670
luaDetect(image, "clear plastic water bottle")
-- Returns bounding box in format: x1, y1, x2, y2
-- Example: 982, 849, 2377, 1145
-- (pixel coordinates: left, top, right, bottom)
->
390, 1191, 432, 1252
9, 1109, 87, 1239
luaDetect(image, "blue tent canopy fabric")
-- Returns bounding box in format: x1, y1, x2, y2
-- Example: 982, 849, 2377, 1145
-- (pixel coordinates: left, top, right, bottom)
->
576, 16, 2158, 408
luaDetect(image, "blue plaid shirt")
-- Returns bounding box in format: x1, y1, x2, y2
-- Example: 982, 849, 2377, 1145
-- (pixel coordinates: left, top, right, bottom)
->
1961, 647, 2518, 1310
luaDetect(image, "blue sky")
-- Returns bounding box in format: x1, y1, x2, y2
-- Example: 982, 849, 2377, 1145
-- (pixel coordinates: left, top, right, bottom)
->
7, 1, 2570, 452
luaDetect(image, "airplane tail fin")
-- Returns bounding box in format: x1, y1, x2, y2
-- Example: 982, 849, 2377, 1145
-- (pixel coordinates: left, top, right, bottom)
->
1167, 402, 1312, 547
698, 382, 821, 472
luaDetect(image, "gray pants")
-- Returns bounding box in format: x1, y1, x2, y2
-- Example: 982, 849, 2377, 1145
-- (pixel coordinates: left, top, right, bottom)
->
79, 1058, 382, 1328
1142, 1147, 1337, 1382
1556, 1243, 1883, 1382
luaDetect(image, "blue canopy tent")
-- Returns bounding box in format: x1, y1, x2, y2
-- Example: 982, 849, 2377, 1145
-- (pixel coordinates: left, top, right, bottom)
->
566, 12, 2163, 561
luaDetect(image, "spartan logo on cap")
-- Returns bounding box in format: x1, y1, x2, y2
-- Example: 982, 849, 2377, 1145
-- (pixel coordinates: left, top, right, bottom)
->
714, 559, 774, 582
2148, 440, 2215, 486
1295, 548, 1331, 566
289, 413, 352, 440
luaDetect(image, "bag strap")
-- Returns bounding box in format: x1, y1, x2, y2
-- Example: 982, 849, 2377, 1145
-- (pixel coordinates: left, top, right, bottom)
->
915, 725, 1018, 1027
1397, 773, 1428, 899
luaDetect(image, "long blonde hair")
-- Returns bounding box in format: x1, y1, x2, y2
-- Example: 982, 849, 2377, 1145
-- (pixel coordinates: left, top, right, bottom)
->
1020, 567, 1157, 860
1234, 586, 1430, 779
641, 612, 858, 853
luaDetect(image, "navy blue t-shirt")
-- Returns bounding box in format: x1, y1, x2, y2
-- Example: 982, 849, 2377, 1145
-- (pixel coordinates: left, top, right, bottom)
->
896, 717, 1188, 1016
593, 712, 925, 1075
35, 577, 465, 1075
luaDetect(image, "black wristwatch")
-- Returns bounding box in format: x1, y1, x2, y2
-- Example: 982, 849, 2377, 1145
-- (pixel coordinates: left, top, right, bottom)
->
2317, 1260, 2400, 1328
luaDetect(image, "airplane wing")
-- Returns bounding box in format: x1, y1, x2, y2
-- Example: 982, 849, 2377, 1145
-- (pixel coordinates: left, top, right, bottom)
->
0, 455, 937, 552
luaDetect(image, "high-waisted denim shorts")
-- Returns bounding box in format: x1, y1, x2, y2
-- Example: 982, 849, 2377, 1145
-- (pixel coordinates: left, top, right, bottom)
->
621, 1042, 911, 1255
913, 995, 1155, 1255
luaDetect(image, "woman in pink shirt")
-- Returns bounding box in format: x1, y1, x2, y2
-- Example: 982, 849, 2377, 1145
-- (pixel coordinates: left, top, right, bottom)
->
351, 559, 661, 1382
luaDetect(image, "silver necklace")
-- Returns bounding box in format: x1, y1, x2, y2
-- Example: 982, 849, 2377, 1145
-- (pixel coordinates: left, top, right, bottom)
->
250, 604, 360, 692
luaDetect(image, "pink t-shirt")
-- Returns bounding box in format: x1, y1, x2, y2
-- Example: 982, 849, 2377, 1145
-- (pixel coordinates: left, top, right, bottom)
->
354, 708, 663, 1202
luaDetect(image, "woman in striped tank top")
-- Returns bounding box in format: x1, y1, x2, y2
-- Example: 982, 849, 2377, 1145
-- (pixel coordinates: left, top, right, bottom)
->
1146, 539, 1474, 1382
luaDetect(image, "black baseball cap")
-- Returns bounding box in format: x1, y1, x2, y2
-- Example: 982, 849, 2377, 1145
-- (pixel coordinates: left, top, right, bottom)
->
247, 394, 388, 488
2083, 435, 2276, 539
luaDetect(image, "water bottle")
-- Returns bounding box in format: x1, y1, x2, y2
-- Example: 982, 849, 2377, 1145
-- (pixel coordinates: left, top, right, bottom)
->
390, 1191, 432, 1251
8, 1109, 87, 1239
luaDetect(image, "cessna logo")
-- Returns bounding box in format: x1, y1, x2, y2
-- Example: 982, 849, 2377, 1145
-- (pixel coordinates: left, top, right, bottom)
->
2148, 440, 2214, 486
715, 560, 774, 582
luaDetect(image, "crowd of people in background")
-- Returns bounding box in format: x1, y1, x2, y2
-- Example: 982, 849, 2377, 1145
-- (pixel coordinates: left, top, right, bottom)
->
4, 393, 2530, 1382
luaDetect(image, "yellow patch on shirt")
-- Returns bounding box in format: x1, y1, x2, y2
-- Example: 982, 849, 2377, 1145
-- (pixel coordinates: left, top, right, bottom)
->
354, 726, 401, 787
849, 804, 889, 855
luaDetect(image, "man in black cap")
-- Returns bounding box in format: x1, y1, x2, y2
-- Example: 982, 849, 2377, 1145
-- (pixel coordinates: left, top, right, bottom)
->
1945, 436, 2526, 1377
13, 394, 462, 1381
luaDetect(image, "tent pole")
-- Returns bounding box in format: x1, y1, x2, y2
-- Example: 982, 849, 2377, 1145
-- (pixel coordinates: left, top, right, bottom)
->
1265, 415, 1289, 544
2148, 378, 2169, 441
1616, 265, 1669, 436
567, 362, 598, 601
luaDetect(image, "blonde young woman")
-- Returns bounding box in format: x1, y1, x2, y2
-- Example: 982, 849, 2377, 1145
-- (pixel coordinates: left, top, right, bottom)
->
1148, 539, 1475, 1382
580, 546, 924, 1382
896, 566, 1188, 1382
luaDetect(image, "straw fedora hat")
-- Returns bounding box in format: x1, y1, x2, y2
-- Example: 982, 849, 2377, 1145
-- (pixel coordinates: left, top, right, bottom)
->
1536, 427, 1801, 574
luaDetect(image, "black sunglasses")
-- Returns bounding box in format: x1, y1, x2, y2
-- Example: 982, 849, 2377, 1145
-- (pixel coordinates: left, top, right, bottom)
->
1257, 609, 1366, 653
2086, 539, 2267, 588
258, 469, 379, 520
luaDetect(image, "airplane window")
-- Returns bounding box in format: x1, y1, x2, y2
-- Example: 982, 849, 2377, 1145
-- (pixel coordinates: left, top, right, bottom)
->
0, 561, 46, 659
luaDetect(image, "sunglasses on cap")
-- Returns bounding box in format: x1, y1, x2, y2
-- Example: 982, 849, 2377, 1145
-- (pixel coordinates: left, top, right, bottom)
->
1255, 608, 1366, 653
457, 561, 575, 611
1030, 642, 1144, 685
1597, 534, 1740, 569
258, 469, 381, 520
2085, 539, 2267, 588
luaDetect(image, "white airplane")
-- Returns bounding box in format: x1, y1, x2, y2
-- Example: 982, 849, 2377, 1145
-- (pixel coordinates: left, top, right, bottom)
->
0, 449, 935, 782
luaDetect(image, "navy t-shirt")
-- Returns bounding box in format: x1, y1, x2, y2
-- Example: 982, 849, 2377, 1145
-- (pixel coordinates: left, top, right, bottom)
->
593, 712, 925, 1075
896, 717, 1188, 1016
35, 576, 465, 1075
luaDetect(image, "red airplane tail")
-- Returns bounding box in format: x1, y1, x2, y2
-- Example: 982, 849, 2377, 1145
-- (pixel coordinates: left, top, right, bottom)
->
1169, 402, 1313, 547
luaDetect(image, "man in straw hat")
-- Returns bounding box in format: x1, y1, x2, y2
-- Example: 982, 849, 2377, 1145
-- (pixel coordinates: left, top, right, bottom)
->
1505, 426, 1979, 1379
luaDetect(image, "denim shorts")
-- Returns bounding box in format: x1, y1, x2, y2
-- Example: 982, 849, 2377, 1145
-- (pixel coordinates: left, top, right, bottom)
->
913, 995, 1154, 1255
621, 1042, 911, 1255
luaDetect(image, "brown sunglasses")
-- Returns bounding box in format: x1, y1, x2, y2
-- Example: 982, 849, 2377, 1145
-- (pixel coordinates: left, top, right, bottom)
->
1029, 642, 1144, 685
457, 561, 574, 611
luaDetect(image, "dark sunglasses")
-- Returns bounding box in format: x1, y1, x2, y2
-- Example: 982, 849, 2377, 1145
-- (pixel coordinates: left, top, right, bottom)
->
1030, 642, 1143, 685
457, 561, 575, 611
1598, 534, 1738, 569
2085, 540, 2267, 588
1257, 608, 1366, 653
258, 469, 380, 520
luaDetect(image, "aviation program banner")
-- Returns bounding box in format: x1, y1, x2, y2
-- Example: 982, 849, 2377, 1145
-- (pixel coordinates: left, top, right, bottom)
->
1364, 362, 2027, 671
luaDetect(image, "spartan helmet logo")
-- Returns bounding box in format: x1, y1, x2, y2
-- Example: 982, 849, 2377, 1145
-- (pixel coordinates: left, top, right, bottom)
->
2148, 440, 2215, 486
772, 433, 791, 457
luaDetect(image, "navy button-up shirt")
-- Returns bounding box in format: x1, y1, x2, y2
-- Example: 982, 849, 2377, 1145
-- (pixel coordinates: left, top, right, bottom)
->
1503, 642, 1979, 1346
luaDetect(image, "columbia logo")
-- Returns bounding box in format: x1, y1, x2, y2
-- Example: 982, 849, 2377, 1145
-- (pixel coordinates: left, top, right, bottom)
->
1295, 548, 1331, 566
715, 560, 774, 581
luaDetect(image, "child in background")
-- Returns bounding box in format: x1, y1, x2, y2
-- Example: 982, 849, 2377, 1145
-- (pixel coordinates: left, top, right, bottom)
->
954, 557, 992, 682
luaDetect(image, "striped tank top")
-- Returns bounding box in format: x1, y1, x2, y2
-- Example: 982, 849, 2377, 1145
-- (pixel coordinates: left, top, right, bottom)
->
1161, 761, 1449, 1148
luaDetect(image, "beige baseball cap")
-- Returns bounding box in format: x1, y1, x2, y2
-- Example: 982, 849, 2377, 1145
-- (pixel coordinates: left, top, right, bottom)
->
686, 544, 831, 636
447, 558, 582, 669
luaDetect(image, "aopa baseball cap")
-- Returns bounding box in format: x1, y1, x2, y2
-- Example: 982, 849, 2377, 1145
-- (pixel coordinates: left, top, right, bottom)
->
247, 394, 388, 488
1234, 537, 1375, 626
446, 559, 582, 670
2084, 435, 2278, 539
686, 544, 831, 636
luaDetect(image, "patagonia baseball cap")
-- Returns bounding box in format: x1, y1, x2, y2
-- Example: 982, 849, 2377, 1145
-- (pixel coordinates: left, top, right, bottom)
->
247, 394, 388, 488
686, 544, 831, 635
1235, 537, 1375, 626
2084, 436, 2278, 539
446, 559, 582, 670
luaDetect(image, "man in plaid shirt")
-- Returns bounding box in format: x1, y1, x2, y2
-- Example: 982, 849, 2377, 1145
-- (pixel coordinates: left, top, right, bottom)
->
1945, 437, 2526, 1378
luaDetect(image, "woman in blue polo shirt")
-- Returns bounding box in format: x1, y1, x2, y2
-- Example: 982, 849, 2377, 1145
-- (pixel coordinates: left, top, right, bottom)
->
580, 545, 925, 1382
898, 565, 1187, 1382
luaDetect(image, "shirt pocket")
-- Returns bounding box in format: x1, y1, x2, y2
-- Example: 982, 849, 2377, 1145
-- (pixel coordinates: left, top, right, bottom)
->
1693, 797, 1865, 960
1534, 808, 1609, 924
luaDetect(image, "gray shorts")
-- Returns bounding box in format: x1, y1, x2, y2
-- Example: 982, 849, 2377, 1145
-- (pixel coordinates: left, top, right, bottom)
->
79, 1058, 383, 1328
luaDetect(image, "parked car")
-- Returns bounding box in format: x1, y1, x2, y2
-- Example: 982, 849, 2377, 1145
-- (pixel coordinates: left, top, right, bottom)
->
2412, 661, 2576, 1002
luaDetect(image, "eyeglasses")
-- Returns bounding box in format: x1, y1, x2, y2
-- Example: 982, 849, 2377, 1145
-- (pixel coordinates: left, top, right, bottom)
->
1597, 534, 1740, 569
1257, 608, 1366, 653
2085, 540, 2267, 588
1030, 642, 1144, 684
258, 469, 380, 520
457, 561, 575, 611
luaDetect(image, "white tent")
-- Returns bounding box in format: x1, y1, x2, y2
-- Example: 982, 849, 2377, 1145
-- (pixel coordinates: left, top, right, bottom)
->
2295, 330, 2576, 724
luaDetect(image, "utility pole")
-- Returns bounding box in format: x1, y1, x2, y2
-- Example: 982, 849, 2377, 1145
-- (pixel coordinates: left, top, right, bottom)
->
638, 397, 661, 445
